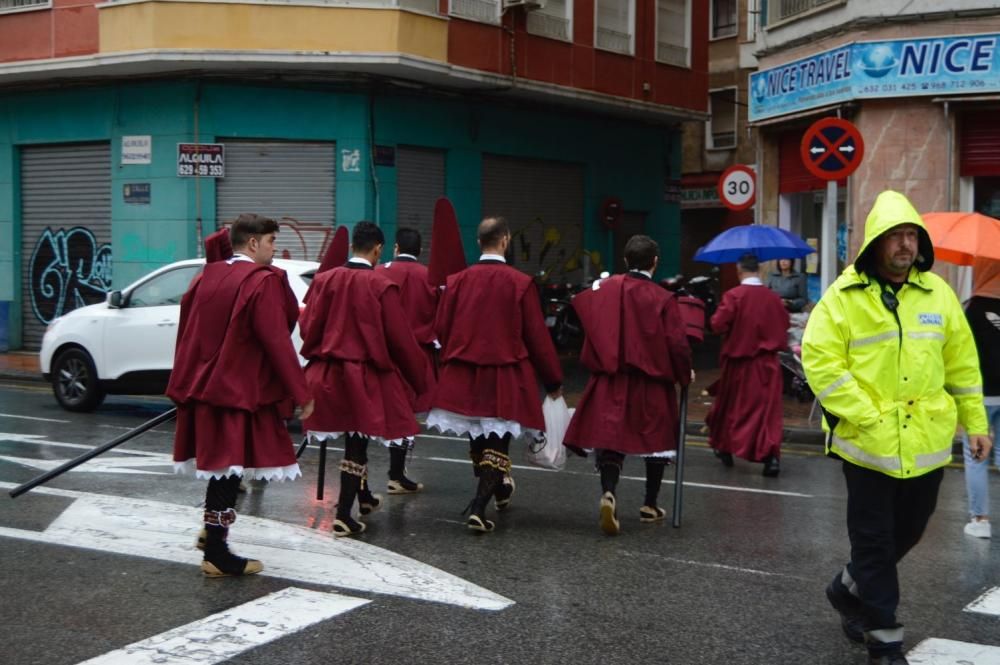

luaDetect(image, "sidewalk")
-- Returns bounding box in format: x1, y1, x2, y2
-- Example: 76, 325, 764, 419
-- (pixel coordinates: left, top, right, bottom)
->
0, 351, 827, 445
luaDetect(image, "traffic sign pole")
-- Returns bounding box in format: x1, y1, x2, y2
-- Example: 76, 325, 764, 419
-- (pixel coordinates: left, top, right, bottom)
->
822, 180, 837, 295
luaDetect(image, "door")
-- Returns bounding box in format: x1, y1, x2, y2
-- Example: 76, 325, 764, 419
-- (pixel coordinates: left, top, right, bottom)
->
396, 146, 445, 262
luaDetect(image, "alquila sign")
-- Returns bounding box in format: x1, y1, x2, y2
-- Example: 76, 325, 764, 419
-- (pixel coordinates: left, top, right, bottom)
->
750, 33, 1000, 122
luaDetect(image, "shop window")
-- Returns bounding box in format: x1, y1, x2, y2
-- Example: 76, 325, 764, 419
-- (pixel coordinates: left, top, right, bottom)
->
595, 0, 635, 55
527, 0, 573, 42
450, 0, 501, 24
656, 0, 690, 67
711, 0, 737, 39
708, 88, 737, 150
0, 0, 49, 11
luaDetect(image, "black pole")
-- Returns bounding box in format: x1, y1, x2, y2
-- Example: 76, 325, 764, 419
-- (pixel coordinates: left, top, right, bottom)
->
672, 386, 689, 528
9, 408, 178, 499
295, 434, 309, 459
316, 437, 327, 501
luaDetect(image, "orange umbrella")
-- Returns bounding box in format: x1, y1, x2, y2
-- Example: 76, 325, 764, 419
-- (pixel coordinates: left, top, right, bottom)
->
921, 211, 1000, 266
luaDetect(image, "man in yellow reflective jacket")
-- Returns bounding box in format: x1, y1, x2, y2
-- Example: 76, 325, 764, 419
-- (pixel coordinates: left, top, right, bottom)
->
802, 191, 990, 665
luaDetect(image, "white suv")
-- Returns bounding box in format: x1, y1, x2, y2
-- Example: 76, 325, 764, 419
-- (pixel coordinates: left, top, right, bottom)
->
39, 258, 317, 412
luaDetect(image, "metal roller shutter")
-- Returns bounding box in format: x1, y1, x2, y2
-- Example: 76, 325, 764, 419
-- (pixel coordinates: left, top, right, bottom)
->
481, 155, 585, 282
21, 143, 112, 350
396, 146, 445, 263
960, 112, 1000, 177
216, 141, 336, 262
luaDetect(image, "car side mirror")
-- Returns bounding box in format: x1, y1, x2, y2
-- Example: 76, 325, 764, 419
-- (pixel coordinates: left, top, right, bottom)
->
107, 291, 123, 309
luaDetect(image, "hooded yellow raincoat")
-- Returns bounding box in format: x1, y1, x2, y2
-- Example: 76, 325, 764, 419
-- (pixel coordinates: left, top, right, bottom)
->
801, 191, 988, 478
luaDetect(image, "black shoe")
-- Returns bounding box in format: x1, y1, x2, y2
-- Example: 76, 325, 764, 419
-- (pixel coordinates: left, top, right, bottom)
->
762, 456, 781, 477
333, 516, 367, 537
868, 654, 908, 665
825, 581, 865, 644
714, 449, 734, 467
387, 476, 424, 494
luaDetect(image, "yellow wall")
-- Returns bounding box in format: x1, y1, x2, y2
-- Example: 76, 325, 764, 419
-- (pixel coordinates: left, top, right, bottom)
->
99, 2, 448, 62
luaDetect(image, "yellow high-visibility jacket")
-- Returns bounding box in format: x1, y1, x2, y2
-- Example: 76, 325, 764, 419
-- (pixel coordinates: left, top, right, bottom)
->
802, 191, 988, 478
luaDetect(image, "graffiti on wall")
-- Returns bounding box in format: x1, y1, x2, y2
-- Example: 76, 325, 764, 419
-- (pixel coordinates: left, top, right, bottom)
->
219, 218, 335, 263
30, 226, 113, 325
509, 217, 603, 281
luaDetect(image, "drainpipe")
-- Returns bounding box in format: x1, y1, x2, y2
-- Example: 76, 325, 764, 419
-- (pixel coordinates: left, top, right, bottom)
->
944, 101, 953, 210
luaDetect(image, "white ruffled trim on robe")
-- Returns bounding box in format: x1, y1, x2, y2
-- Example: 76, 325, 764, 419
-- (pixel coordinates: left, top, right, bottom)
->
173, 459, 302, 481
426, 408, 540, 441
309, 430, 409, 448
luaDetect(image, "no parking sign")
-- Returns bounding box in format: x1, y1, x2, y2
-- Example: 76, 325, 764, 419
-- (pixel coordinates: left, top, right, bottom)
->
717, 165, 756, 211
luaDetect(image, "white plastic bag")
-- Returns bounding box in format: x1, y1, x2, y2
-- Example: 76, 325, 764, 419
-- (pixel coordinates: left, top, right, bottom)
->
526, 396, 570, 470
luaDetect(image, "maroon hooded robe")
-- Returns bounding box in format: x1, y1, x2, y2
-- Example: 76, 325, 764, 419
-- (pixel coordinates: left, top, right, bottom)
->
168, 259, 310, 477
378, 256, 439, 414
705, 282, 790, 462
564, 273, 693, 455
432, 260, 563, 431
299, 262, 428, 440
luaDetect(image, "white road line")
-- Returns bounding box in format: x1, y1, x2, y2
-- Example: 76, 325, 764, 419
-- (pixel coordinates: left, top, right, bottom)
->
424, 456, 813, 498
76, 587, 368, 665
907, 638, 1000, 664
0, 432, 172, 456
965, 587, 1000, 616
620, 550, 812, 581
0, 482, 513, 611
0, 412, 70, 423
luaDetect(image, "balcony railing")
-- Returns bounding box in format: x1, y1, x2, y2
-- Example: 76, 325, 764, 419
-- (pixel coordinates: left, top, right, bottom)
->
526, 12, 571, 41
0, 0, 49, 12
596, 27, 632, 54
771, 0, 838, 22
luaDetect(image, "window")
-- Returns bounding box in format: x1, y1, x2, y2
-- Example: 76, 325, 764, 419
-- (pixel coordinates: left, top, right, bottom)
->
769, 0, 839, 23
656, 0, 689, 67
0, 0, 49, 12
711, 0, 737, 39
398, 0, 438, 14
450, 0, 500, 24
527, 0, 573, 42
595, 0, 634, 55
127, 266, 201, 308
708, 88, 737, 149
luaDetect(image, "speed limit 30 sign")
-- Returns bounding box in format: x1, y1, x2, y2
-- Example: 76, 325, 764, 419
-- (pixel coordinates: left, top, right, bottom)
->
718, 165, 756, 211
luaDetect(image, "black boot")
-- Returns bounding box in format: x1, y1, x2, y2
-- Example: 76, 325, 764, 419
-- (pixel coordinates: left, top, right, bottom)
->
640, 458, 667, 522
598, 451, 622, 535
466, 448, 509, 532
388, 443, 424, 494
762, 455, 781, 477
333, 460, 366, 537
866, 631, 907, 665
201, 510, 262, 577
826, 569, 865, 644
714, 449, 734, 467
357, 469, 383, 515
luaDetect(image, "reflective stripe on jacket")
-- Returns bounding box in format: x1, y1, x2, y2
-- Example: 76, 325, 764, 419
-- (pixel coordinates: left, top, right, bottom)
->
801, 192, 988, 478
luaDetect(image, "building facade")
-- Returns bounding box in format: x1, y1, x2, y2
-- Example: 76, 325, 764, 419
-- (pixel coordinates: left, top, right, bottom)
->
749, 0, 1000, 300
0, 0, 708, 350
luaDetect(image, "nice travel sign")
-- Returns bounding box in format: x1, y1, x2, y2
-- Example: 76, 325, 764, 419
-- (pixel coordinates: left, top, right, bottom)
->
749, 34, 1000, 122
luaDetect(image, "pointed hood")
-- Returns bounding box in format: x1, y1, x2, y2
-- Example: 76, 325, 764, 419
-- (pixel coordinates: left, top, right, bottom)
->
204, 228, 233, 263
854, 190, 935, 276
318, 225, 349, 274
428, 197, 466, 288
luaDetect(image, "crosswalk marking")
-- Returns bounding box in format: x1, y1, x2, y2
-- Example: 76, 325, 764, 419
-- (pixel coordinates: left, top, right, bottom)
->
965, 587, 1000, 617
76, 587, 367, 665
907, 638, 1000, 664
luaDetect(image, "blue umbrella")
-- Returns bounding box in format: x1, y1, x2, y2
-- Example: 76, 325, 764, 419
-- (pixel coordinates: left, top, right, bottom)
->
693, 225, 816, 264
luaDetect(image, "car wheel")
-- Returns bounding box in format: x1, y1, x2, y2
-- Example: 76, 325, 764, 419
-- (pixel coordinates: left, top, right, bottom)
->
52, 348, 106, 412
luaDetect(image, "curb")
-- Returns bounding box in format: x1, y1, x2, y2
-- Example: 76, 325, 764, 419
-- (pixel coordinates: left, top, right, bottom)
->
0, 369, 44, 384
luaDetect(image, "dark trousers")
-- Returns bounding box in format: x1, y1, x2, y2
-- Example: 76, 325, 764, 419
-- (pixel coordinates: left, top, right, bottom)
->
841, 461, 943, 630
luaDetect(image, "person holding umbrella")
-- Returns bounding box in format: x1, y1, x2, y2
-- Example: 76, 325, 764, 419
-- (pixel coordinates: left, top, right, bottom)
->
802, 191, 989, 665
705, 253, 789, 476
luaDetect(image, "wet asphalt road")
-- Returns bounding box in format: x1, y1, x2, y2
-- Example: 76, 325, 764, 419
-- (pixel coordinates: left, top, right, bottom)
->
0, 380, 998, 665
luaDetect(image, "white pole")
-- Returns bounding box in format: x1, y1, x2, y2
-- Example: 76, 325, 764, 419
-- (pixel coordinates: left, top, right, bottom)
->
821, 179, 838, 292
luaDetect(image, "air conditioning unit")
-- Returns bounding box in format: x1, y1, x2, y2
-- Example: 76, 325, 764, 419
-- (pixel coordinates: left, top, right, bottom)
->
503, 0, 545, 10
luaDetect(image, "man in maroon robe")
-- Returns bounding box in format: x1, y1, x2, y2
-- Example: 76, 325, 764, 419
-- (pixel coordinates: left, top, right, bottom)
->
706, 253, 790, 476
564, 235, 692, 535
427, 216, 563, 532
168, 214, 314, 577
299, 221, 428, 537
377, 227, 439, 494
